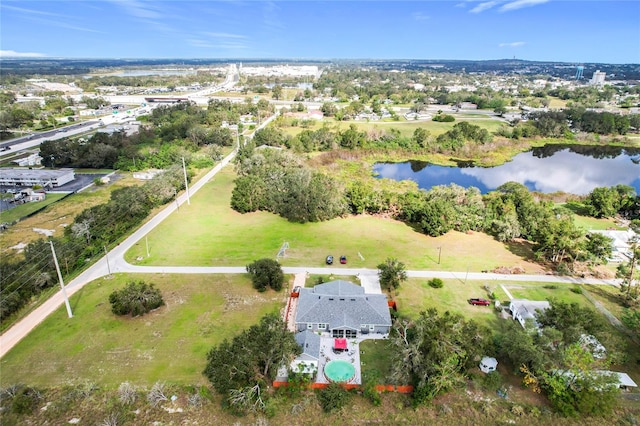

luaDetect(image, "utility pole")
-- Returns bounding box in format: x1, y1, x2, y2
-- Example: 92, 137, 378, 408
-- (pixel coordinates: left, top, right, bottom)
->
49, 240, 73, 318
104, 246, 111, 275
146, 236, 150, 258
182, 157, 191, 205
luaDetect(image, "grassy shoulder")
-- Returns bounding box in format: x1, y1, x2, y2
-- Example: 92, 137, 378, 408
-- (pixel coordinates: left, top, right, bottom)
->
125, 167, 544, 273
0, 273, 284, 388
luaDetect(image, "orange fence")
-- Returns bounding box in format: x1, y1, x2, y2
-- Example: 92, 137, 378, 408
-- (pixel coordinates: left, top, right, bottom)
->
273, 381, 413, 393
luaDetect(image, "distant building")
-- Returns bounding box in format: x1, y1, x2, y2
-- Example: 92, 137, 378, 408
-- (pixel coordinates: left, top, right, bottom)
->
0, 168, 75, 188
590, 70, 606, 86
133, 169, 163, 180
12, 153, 42, 167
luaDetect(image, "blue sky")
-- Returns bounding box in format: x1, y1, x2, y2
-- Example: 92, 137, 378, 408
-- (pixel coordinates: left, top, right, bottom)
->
1, 1, 638, 63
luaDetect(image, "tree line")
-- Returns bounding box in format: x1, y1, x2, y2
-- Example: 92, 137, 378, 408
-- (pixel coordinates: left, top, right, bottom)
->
0, 166, 189, 324
232, 148, 638, 271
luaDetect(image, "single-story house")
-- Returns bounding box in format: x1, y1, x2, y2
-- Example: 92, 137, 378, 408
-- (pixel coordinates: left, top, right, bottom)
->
294, 280, 392, 338
479, 357, 498, 373
291, 330, 321, 375
508, 299, 550, 328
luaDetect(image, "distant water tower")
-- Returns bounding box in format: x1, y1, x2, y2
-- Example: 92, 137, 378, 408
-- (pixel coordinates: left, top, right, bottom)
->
575, 65, 584, 80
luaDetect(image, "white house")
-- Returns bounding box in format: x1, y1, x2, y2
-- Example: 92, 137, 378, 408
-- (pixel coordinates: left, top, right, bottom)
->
508, 299, 550, 328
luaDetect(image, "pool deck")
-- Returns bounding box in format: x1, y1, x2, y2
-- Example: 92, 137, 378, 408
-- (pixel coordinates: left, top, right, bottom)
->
316, 336, 362, 384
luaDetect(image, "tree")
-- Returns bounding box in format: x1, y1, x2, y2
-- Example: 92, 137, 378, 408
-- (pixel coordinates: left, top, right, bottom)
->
583, 232, 613, 263
389, 309, 491, 404
412, 127, 430, 148
377, 257, 407, 292
108, 280, 164, 317
203, 313, 300, 413
537, 344, 620, 417
271, 84, 283, 100
246, 258, 284, 292
585, 187, 621, 218
616, 237, 640, 307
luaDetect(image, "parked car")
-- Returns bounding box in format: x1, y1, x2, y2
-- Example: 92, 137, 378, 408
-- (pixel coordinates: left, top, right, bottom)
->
468, 298, 491, 306
326, 255, 333, 265
340, 255, 347, 264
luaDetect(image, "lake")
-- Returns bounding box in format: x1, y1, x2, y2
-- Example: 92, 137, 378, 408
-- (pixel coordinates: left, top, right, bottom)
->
373, 145, 640, 195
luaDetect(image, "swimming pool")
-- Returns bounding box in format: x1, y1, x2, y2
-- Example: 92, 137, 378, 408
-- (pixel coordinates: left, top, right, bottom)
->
324, 359, 356, 383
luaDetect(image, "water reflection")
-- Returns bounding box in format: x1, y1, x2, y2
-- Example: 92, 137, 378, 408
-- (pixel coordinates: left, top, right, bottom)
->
373, 146, 640, 195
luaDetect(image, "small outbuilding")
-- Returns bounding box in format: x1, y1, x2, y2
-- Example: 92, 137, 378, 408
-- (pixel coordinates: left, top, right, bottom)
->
480, 357, 498, 373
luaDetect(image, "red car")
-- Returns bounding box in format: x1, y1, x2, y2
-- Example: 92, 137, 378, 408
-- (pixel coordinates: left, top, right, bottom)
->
468, 298, 491, 306
340, 255, 347, 264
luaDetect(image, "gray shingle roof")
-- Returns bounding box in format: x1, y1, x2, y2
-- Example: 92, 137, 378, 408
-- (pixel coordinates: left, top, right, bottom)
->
295, 280, 391, 330
295, 330, 321, 360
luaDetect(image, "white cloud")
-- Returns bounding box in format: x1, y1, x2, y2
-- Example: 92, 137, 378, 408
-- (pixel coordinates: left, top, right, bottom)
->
499, 41, 526, 47
0, 50, 46, 58
499, 0, 550, 12
203, 32, 248, 39
1, 4, 64, 17
470, 1, 500, 13
413, 12, 430, 21
107, 0, 161, 19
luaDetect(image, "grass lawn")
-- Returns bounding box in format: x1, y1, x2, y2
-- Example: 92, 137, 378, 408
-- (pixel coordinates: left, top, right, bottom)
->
0, 193, 68, 224
394, 278, 506, 329
572, 214, 624, 231
506, 284, 589, 305
360, 339, 393, 383
279, 117, 506, 139
125, 166, 544, 273
0, 273, 284, 388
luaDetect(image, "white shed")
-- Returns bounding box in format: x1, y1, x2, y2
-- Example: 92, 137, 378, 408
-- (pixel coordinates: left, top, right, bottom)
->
480, 356, 498, 373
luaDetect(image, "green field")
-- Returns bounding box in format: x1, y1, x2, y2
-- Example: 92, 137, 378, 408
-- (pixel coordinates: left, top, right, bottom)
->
0, 193, 68, 224
125, 167, 543, 273
279, 116, 506, 139
0, 273, 284, 387
395, 278, 506, 328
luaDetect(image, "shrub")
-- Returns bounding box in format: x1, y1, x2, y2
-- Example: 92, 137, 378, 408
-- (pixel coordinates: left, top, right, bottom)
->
570, 286, 583, 294
316, 383, 351, 413
481, 371, 503, 391
543, 284, 558, 290
11, 386, 41, 414
433, 114, 455, 122
246, 258, 284, 292
108, 281, 164, 317
428, 278, 444, 288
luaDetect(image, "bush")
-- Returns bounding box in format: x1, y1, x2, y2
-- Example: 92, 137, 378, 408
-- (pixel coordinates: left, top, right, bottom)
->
433, 114, 455, 122
246, 258, 284, 292
10, 386, 41, 415
481, 371, 503, 392
428, 278, 444, 288
316, 383, 351, 413
570, 286, 583, 294
108, 281, 164, 317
